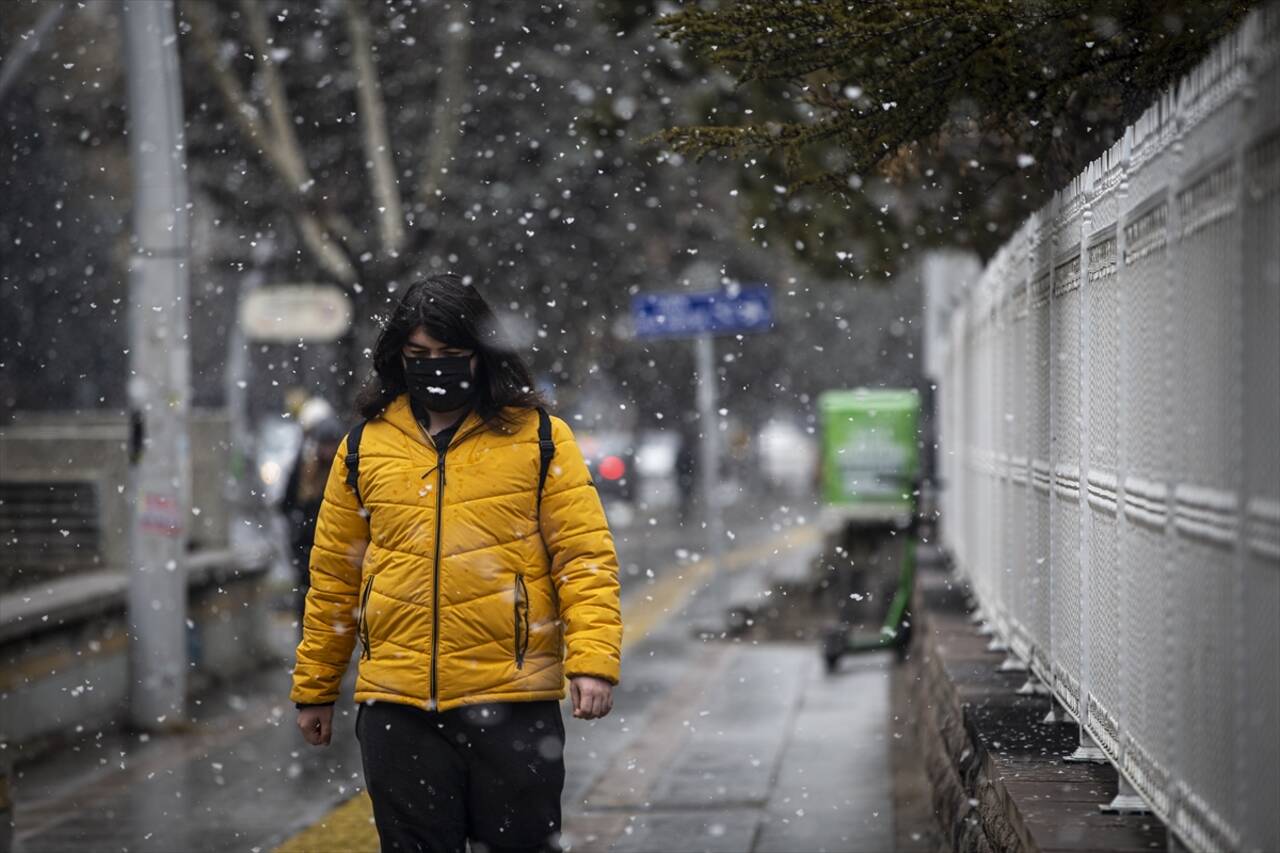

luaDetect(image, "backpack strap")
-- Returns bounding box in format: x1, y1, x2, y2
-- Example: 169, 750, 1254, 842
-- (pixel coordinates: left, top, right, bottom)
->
536, 407, 555, 517
344, 420, 368, 512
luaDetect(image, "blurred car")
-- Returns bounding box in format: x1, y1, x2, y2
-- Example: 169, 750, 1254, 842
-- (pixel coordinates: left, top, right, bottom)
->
576, 429, 638, 505
635, 429, 679, 479
757, 417, 817, 499
634, 429, 680, 508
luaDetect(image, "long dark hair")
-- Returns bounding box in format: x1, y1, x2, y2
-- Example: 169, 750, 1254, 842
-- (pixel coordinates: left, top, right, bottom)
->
355, 274, 544, 426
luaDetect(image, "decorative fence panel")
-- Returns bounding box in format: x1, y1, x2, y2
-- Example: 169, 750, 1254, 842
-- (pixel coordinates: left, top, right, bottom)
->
933, 7, 1280, 851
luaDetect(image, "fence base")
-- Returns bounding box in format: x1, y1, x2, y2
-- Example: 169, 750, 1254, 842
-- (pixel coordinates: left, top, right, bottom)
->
1100, 777, 1152, 815
1017, 676, 1051, 696
998, 654, 1028, 672
1065, 729, 1109, 764
911, 558, 1169, 852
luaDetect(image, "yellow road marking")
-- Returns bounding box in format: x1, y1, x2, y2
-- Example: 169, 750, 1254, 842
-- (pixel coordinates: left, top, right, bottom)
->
273, 522, 820, 852
619, 522, 819, 648
273, 793, 376, 853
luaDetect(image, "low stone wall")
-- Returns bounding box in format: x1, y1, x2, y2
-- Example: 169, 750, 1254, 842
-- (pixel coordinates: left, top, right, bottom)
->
907, 560, 1167, 853
0, 548, 273, 758
0, 410, 234, 592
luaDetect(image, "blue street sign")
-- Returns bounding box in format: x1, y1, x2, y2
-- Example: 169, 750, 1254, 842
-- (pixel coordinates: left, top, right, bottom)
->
631, 287, 773, 338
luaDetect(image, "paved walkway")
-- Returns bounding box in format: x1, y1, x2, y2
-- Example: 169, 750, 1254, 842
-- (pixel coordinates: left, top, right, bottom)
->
564, 643, 901, 853
10, 503, 935, 852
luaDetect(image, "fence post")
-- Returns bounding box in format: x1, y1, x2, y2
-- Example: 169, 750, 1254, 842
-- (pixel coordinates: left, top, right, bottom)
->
1160, 81, 1187, 833
1229, 14, 1259, 844
1106, 127, 1145, 812
1045, 197, 1059, 713
1067, 174, 1108, 764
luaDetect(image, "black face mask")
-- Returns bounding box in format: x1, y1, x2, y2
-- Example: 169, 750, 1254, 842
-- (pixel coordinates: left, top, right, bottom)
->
404, 355, 477, 412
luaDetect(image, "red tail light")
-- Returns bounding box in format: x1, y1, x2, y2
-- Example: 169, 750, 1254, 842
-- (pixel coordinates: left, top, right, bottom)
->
599, 455, 626, 481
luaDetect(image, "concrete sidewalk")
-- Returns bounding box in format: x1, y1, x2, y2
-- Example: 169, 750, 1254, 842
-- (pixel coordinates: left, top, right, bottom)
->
8, 509, 939, 852
560, 514, 937, 853
564, 642, 910, 853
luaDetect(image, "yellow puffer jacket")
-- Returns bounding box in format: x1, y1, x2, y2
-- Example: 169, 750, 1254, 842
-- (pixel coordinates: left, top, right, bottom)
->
290, 396, 622, 711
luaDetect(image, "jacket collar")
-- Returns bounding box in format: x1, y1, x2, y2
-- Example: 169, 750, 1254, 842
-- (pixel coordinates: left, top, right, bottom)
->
380, 394, 486, 452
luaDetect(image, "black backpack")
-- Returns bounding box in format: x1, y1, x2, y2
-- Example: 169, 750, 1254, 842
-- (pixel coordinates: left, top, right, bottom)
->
343, 407, 556, 518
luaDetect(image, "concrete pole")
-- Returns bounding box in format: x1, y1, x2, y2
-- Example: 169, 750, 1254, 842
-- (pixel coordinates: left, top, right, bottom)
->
695, 333, 724, 575
122, 0, 192, 729
225, 269, 262, 553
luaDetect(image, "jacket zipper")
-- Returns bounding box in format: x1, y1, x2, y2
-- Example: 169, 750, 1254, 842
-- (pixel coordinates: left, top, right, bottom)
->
429, 437, 448, 709
414, 415, 481, 708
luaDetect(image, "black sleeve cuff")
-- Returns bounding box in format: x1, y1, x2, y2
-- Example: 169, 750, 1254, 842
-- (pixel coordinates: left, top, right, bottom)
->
295, 702, 336, 710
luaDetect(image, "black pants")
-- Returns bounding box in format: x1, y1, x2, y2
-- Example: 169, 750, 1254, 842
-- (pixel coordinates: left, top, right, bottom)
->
356, 700, 565, 853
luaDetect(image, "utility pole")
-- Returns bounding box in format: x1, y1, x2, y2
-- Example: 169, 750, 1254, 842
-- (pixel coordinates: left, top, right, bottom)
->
694, 333, 724, 574
122, 0, 192, 730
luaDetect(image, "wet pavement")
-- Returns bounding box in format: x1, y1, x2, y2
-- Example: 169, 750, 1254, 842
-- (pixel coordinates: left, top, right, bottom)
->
565, 642, 902, 853
9, 496, 935, 852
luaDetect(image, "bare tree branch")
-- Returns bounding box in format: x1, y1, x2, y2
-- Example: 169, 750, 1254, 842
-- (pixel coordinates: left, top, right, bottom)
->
237, 0, 360, 249
182, 0, 357, 284
294, 215, 360, 286
343, 0, 406, 256
417, 2, 471, 205
184, 3, 271, 163
237, 0, 310, 189
0, 0, 69, 107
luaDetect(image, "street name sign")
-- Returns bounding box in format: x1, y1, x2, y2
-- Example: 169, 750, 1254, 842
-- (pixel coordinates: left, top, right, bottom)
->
631, 287, 773, 339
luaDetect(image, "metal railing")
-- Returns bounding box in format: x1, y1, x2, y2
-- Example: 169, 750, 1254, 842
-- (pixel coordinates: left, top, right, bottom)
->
931, 6, 1280, 851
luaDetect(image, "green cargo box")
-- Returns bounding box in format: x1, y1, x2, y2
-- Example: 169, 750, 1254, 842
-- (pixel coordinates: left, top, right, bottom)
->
818, 389, 920, 520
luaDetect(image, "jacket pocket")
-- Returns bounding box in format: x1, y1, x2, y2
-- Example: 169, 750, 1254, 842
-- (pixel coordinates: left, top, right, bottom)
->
358, 576, 375, 660
513, 574, 530, 670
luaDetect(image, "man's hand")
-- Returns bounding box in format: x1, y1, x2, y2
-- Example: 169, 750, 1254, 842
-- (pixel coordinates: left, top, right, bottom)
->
569, 676, 613, 720
297, 705, 334, 746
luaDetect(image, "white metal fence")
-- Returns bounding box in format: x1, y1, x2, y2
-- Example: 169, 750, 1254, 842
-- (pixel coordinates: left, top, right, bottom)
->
932, 6, 1280, 851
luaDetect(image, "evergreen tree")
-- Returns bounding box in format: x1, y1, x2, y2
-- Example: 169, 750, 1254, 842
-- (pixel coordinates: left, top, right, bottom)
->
653, 0, 1256, 276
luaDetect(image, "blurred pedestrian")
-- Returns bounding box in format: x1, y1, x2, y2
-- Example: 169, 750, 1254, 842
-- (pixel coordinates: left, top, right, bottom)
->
279, 413, 345, 624
291, 273, 622, 853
